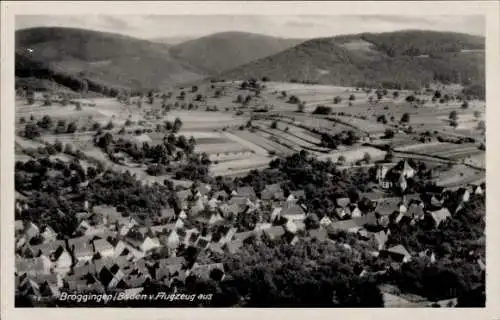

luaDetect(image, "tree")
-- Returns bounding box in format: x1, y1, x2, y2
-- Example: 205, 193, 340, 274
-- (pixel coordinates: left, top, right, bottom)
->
173, 117, 183, 133
81, 79, 89, 95
60, 93, 70, 106
37, 115, 53, 130
337, 155, 346, 164
191, 85, 198, 93
195, 94, 203, 102
349, 94, 355, 101
461, 101, 469, 109
384, 129, 395, 139
236, 95, 243, 103
304, 213, 320, 230
400, 113, 410, 123
333, 96, 342, 104
363, 152, 372, 163
405, 95, 416, 103
43, 93, 52, 106
377, 115, 388, 124
148, 91, 155, 104
288, 95, 300, 104
393, 91, 399, 99
385, 150, 394, 162
473, 110, 482, 119
24, 123, 40, 139
297, 103, 305, 113
26, 91, 35, 105
104, 121, 114, 130
449, 110, 458, 121
270, 121, 278, 129
477, 120, 485, 131
75, 102, 82, 111
66, 122, 78, 134
312, 105, 332, 115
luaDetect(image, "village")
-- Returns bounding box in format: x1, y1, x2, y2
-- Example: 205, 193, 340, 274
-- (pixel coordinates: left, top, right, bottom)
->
14, 153, 485, 307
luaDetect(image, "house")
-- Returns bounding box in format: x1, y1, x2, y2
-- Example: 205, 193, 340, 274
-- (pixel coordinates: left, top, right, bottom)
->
225, 239, 244, 254
207, 242, 225, 255
208, 212, 224, 225
373, 230, 390, 251
31, 240, 66, 258
253, 222, 272, 232
472, 184, 484, 195
350, 205, 363, 218
270, 207, 282, 222
213, 190, 229, 201
140, 237, 162, 253
406, 203, 425, 222
382, 244, 412, 263
178, 210, 188, 220
261, 184, 285, 202
290, 190, 306, 200
156, 258, 186, 282
15, 220, 24, 234
159, 207, 176, 222
23, 221, 40, 241
308, 227, 328, 242
376, 165, 394, 189
285, 220, 299, 234
430, 194, 444, 208
189, 263, 225, 282
149, 224, 175, 236
18, 278, 41, 297
93, 204, 121, 225
164, 230, 181, 250
235, 186, 257, 201
335, 206, 351, 220
263, 226, 286, 241
69, 237, 94, 263
16, 255, 53, 276
233, 230, 255, 243
428, 208, 451, 227
190, 197, 206, 216
456, 187, 471, 203
93, 239, 115, 258
40, 281, 61, 297
114, 240, 145, 261
319, 215, 333, 227
418, 249, 436, 264
176, 189, 192, 208
53, 246, 73, 273
336, 197, 351, 208
374, 198, 401, 216
219, 227, 237, 245
40, 226, 57, 243
327, 218, 364, 234
281, 204, 307, 222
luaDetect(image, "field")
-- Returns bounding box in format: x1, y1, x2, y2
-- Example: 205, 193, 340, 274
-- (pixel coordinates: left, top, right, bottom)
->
16, 79, 486, 177
434, 164, 485, 187
395, 142, 482, 162
318, 146, 386, 164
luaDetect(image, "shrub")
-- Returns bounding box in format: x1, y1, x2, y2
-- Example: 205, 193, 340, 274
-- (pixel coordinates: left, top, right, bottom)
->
312, 105, 332, 115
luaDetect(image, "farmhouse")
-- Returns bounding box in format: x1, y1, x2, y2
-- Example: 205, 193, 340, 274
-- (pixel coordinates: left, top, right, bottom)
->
382, 244, 412, 263
428, 208, 451, 227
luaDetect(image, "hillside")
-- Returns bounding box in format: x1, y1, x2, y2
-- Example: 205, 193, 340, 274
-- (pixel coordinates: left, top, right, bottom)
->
220, 30, 485, 93
169, 31, 305, 73
151, 36, 197, 45
15, 27, 207, 94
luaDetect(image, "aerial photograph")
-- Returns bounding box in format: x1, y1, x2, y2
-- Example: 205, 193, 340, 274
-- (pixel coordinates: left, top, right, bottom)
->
13, 14, 485, 308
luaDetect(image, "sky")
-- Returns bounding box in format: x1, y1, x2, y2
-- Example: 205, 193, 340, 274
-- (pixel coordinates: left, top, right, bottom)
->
15, 15, 485, 40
